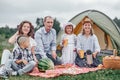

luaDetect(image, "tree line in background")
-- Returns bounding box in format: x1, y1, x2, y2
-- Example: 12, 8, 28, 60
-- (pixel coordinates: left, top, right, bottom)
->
0, 17, 120, 39
113, 17, 120, 28
0, 17, 61, 39
0, 25, 17, 39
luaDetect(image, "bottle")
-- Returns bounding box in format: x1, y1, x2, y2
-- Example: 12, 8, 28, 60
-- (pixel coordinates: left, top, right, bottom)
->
86, 50, 93, 65
113, 49, 117, 56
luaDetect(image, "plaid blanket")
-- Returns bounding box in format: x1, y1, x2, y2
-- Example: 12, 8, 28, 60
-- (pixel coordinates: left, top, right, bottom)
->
28, 64, 100, 78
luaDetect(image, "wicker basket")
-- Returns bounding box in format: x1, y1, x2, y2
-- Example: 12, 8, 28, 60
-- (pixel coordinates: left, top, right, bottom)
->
103, 56, 120, 69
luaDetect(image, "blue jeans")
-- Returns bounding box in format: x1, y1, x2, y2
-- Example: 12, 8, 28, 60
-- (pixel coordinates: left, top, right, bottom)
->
1, 49, 12, 65
11, 60, 36, 75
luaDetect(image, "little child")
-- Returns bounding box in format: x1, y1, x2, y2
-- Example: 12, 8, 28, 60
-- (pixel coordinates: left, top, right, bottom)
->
10, 35, 36, 75
60, 22, 77, 64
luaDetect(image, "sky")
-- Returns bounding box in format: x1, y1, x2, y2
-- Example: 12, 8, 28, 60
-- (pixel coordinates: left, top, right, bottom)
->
0, 0, 120, 28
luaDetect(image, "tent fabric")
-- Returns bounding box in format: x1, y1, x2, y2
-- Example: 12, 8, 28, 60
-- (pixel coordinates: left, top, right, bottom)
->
57, 10, 120, 51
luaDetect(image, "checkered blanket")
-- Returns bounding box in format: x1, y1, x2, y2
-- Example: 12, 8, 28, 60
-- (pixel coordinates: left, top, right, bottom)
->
28, 64, 100, 78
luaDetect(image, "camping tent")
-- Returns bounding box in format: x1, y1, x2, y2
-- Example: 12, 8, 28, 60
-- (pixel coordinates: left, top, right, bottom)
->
57, 10, 120, 51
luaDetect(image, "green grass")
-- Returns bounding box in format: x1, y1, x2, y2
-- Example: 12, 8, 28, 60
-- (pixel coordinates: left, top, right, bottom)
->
1, 35, 120, 80
0, 35, 13, 57
7, 69, 120, 80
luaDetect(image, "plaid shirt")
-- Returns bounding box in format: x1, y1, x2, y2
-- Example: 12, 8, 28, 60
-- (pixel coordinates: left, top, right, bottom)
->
12, 46, 33, 68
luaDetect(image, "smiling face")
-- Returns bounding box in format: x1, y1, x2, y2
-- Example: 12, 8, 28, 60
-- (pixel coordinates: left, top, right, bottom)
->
65, 25, 73, 34
82, 22, 94, 36
83, 23, 92, 35
18, 21, 34, 38
21, 23, 31, 36
44, 17, 54, 32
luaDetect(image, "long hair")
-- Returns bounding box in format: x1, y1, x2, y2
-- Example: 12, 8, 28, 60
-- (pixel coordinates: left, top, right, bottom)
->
18, 21, 34, 38
81, 24, 94, 36
81, 17, 94, 35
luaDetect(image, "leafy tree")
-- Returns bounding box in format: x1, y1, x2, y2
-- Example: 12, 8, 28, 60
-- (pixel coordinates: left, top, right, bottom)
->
113, 17, 120, 28
36, 17, 44, 29
0, 25, 17, 39
53, 18, 61, 35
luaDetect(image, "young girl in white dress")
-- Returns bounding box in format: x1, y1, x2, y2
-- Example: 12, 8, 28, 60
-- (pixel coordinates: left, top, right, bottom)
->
60, 22, 77, 64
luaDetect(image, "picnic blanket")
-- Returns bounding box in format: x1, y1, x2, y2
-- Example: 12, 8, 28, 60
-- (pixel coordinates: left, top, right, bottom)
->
28, 64, 100, 78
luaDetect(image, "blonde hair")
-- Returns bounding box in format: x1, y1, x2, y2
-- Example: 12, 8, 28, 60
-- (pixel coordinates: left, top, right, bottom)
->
17, 35, 29, 46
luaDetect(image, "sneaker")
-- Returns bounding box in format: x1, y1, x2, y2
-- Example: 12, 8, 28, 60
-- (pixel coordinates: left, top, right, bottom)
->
12, 71, 19, 76
5, 70, 12, 77
0, 64, 8, 78
0, 64, 5, 75
11, 71, 17, 76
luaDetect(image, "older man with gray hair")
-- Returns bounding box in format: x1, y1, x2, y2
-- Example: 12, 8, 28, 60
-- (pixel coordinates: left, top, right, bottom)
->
35, 16, 61, 65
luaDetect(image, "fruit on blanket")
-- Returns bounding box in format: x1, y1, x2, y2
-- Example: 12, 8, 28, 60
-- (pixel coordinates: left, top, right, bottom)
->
38, 58, 54, 71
